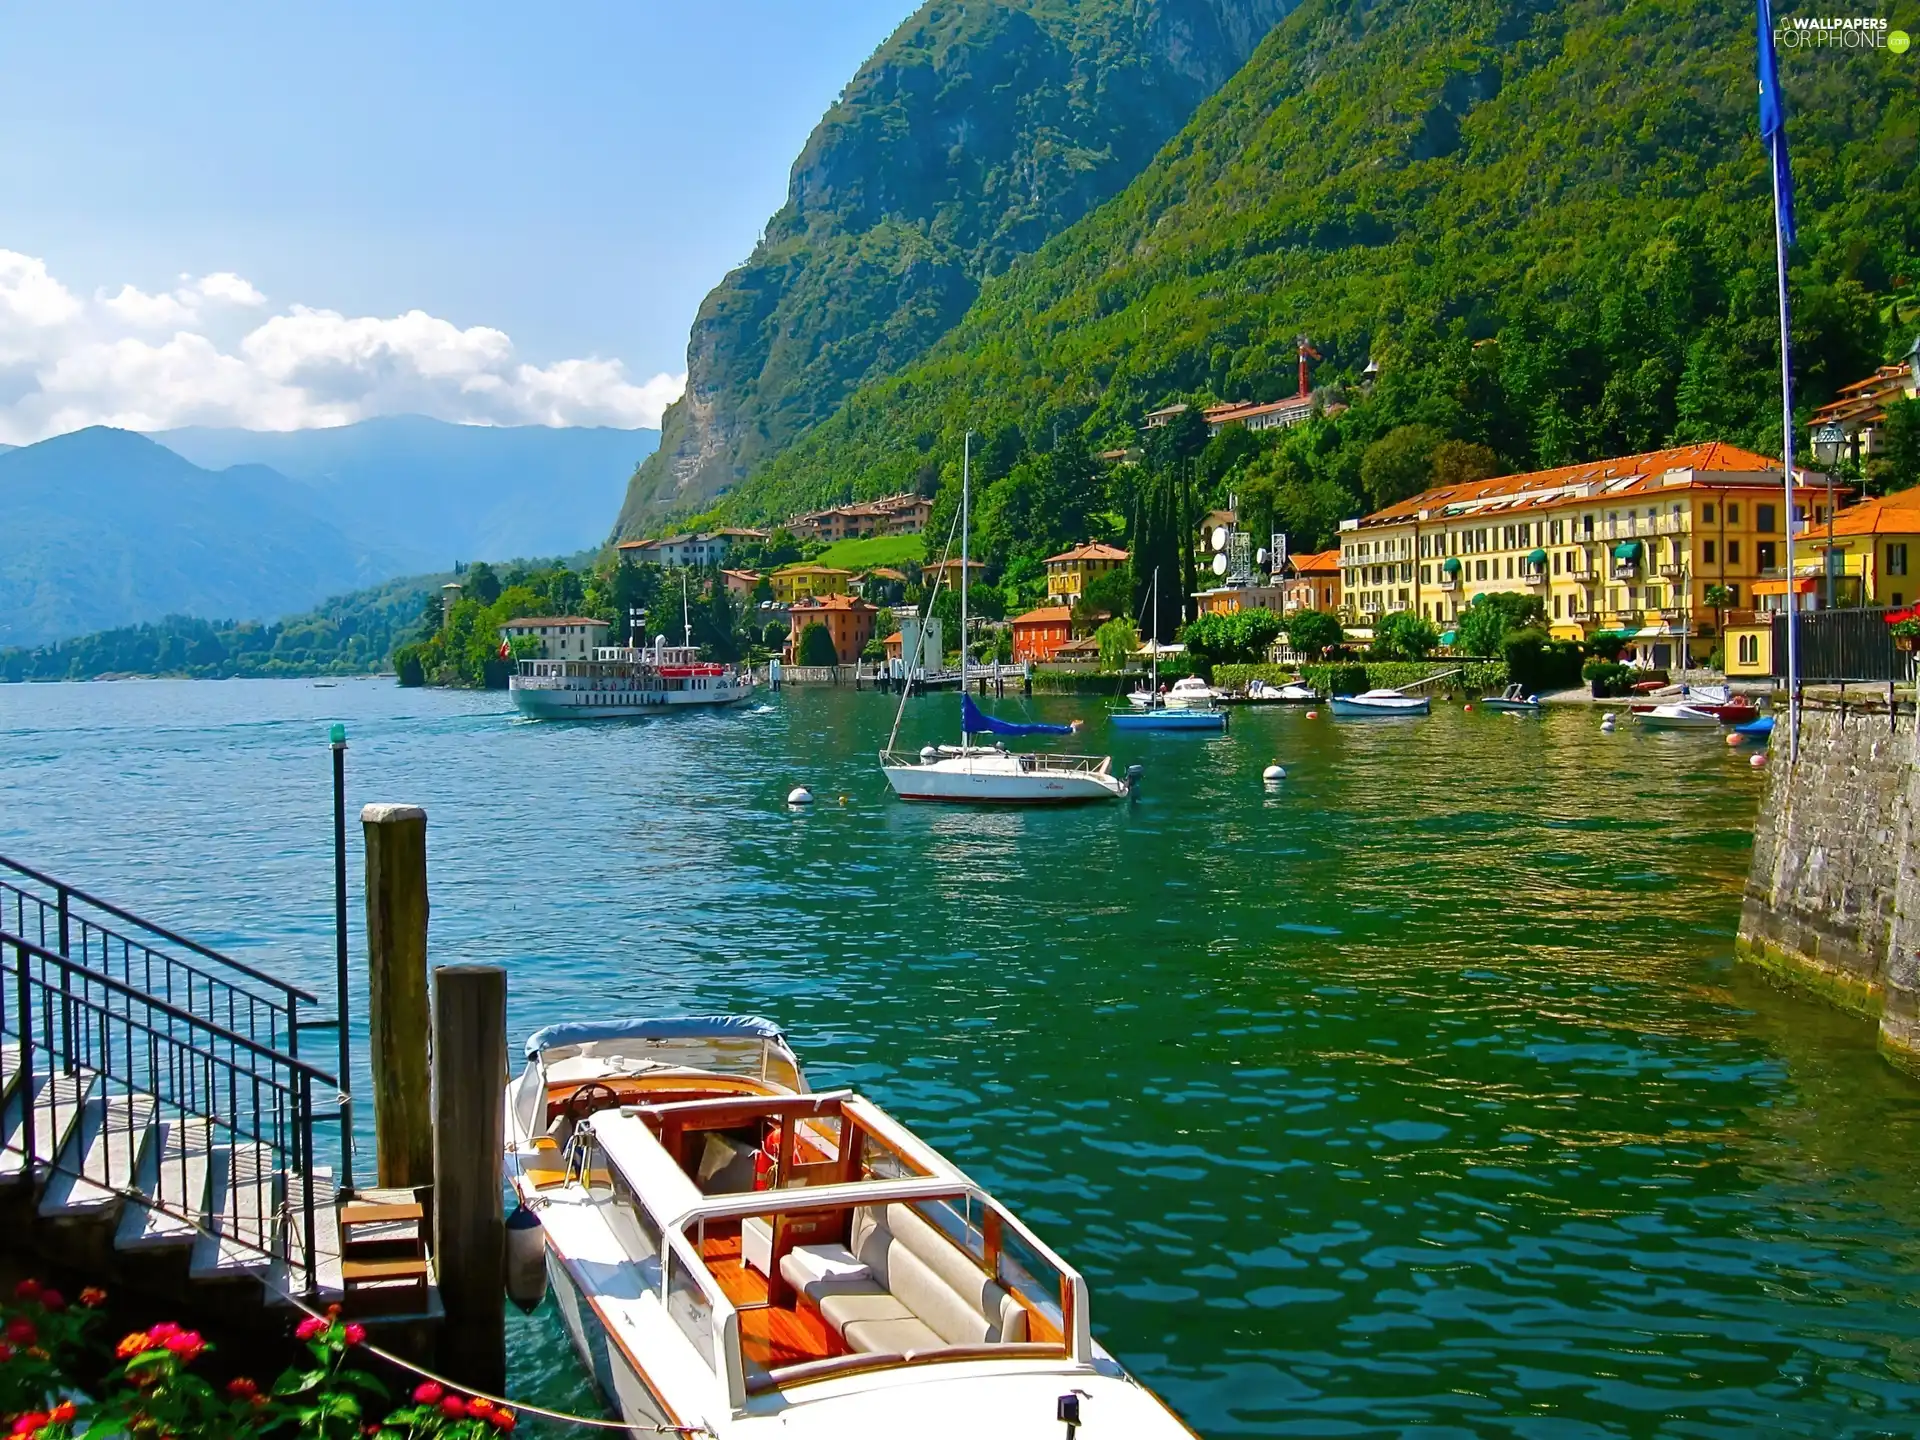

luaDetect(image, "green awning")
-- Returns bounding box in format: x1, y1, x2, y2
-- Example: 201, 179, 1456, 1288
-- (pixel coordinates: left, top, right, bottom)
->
1440, 556, 1461, 574
1526, 547, 1548, 567
1439, 630, 1457, 646
1613, 540, 1642, 561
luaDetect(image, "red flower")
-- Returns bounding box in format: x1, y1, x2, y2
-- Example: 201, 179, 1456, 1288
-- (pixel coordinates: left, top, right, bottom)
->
77, 1289, 106, 1310
4, 1321, 36, 1348
411, 1382, 444, 1405
162, 1329, 205, 1363
226, 1378, 259, 1400
342, 1323, 366, 1346
439, 1396, 467, 1420
46, 1404, 74, 1425
115, 1332, 155, 1359
35, 1291, 63, 1314
10, 1411, 48, 1435
490, 1409, 517, 1432
294, 1316, 328, 1341
467, 1396, 493, 1415
146, 1321, 181, 1342
0, 1343, 13, 1363
12, 1281, 41, 1304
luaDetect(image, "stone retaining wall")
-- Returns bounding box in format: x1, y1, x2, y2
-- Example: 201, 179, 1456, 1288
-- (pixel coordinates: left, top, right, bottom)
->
1738, 704, 1920, 1066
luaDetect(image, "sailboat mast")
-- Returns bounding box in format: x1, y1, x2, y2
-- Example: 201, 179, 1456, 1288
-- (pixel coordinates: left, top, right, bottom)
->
1151, 566, 1160, 694
682, 571, 692, 648
960, 430, 971, 746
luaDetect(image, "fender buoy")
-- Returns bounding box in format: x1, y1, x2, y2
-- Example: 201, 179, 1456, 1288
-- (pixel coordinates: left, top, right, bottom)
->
505, 1202, 548, 1313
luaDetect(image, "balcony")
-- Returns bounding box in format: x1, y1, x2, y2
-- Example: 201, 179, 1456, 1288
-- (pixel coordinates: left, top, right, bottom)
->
1658, 562, 1687, 580
1523, 569, 1548, 588
1612, 563, 1640, 581
1436, 574, 1460, 591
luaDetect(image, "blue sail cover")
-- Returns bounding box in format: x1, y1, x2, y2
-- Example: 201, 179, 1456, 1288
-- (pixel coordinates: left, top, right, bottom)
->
962, 692, 1075, 736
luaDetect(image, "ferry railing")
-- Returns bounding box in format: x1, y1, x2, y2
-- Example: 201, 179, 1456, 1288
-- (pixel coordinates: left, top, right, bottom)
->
1, 929, 334, 1295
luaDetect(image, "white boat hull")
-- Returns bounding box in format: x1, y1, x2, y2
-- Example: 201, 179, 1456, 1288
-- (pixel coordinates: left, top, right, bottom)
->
1328, 695, 1430, 716
510, 679, 754, 718
1632, 707, 1721, 730
882, 752, 1130, 804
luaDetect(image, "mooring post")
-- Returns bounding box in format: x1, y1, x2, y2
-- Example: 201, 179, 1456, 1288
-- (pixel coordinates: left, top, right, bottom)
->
432, 964, 507, 1392
361, 802, 433, 1189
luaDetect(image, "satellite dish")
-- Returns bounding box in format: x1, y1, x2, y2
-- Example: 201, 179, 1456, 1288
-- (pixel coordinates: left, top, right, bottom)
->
1211, 525, 1229, 552
1256, 547, 1268, 567
1212, 552, 1229, 576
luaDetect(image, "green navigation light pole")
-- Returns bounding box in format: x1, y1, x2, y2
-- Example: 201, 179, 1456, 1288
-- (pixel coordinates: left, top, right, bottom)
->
330, 721, 356, 1196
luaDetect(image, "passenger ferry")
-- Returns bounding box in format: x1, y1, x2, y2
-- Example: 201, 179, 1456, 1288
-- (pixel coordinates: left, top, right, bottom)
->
505, 1017, 1197, 1438
509, 639, 754, 719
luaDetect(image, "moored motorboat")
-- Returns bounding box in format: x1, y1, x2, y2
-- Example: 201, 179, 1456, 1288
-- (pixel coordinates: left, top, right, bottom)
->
1630, 702, 1723, 730
1106, 572, 1226, 731
1328, 688, 1430, 716
1238, 678, 1317, 704
505, 1017, 1198, 1439
1162, 676, 1222, 709
1478, 684, 1540, 713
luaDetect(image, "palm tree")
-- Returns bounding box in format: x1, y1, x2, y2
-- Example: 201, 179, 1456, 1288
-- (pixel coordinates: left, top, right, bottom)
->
1704, 583, 1734, 639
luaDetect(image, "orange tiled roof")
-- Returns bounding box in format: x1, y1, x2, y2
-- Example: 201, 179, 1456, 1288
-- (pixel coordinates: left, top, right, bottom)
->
790, 593, 875, 612
1011, 606, 1073, 625
1356, 442, 1814, 528
1043, 543, 1128, 564
1821, 485, 1920, 539
1290, 549, 1340, 575
501, 616, 605, 628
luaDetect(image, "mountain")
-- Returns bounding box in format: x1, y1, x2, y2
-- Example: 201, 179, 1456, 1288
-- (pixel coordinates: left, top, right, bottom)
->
613, 0, 1295, 536
692, 0, 1920, 530
156, 415, 657, 572
0, 428, 403, 648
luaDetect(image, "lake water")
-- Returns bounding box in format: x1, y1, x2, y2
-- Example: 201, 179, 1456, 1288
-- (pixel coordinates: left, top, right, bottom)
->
4, 677, 1920, 1437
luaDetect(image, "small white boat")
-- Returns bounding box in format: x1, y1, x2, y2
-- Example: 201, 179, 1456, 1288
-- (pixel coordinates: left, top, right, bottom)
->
1328, 688, 1430, 716
1162, 677, 1221, 709
505, 1018, 1198, 1439
1244, 679, 1317, 703
1631, 702, 1722, 730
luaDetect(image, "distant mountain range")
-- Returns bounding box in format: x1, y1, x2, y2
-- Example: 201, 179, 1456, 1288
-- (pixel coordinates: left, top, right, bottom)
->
155, 415, 656, 574
2, 417, 657, 648
0, 428, 400, 649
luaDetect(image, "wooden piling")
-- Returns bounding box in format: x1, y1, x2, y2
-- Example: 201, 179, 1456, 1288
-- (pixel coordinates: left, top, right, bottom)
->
361, 802, 433, 1189
432, 964, 507, 1391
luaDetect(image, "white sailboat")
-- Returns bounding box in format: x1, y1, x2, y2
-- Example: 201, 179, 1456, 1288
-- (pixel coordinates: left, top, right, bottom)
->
880, 435, 1139, 804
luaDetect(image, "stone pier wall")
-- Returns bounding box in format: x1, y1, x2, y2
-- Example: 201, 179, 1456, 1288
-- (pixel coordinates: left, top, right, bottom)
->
1738, 704, 1920, 1066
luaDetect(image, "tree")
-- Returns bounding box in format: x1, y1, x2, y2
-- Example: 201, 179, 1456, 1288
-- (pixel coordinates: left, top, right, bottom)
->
1869, 397, 1920, 497
1283, 608, 1344, 656
1703, 583, 1734, 637
1428, 440, 1500, 489
1096, 616, 1138, 671
1359, 425, 1443, 510
1372, 610, 1440, 660
1074, 566, 1133, 632
860, 637, 886, 661
797, 622, 839, 666
464, 561, 501, 606
1182, 607, 1284, 667
1454, 592, 1544, 656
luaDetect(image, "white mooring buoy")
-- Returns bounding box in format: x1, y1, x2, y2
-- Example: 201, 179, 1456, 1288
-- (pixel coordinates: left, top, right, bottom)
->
787, 786, 813, 806
1263, 763, 1286, 782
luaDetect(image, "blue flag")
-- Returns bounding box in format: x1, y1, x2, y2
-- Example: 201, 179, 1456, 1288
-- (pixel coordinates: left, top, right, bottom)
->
1757, 0, 1796, 244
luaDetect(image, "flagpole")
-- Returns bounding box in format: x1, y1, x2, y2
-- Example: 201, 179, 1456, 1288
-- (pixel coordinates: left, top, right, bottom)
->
1771, 128, 1799, 765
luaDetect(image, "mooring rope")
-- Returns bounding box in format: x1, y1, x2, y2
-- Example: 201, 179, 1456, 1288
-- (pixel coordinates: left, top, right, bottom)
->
96, 1180, 713, 1435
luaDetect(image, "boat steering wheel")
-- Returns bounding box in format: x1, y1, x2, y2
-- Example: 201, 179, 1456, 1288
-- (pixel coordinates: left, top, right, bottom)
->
564, 1081, 623, 1121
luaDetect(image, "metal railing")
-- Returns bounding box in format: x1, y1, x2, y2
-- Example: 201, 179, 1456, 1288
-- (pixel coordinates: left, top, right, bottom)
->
0, 858, 336, 1294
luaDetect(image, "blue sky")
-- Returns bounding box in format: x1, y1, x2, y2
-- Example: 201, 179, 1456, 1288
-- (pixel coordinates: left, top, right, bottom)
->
0, 1, 914, 438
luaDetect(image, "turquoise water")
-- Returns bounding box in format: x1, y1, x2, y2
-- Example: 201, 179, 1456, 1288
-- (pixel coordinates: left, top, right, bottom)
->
4, 677, 1920, 1437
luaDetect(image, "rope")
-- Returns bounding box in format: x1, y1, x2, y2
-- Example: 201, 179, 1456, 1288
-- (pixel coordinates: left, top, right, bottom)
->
884, 496, 965, 754
96, 1180, 712, 1436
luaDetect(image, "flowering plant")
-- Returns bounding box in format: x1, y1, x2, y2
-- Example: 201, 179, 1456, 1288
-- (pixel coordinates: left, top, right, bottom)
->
1884, 606, 1920, 641
0, 1285, 516, 1440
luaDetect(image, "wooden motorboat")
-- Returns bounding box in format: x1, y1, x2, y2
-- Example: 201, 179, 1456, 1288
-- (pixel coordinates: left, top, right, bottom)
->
505, 1017, 1197, 1439
1328, 688, 1430, 716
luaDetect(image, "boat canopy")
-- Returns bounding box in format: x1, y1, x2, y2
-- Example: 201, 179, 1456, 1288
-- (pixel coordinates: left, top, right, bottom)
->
524, 1015, 786, 1060
960, 692, 1074, 737
1613, 540, 1643, 560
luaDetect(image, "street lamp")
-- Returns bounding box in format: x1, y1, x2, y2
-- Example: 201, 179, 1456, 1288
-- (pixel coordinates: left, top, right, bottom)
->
1811, 423, 1846, 609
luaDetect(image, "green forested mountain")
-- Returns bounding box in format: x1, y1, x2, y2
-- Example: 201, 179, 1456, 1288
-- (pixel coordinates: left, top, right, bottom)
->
613, 0, 1295, 536
692, 0, 1919, 548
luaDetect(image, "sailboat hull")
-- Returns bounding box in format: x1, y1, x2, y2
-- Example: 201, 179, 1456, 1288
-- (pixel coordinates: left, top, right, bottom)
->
881, 754, 1129, 804
1108, 709, 1227, 732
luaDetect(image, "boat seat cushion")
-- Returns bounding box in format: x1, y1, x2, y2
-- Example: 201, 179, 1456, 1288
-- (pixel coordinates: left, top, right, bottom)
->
818, 1291, 944, 1355
782, 1243, 871, 1289
843, 1203, 1029, 1346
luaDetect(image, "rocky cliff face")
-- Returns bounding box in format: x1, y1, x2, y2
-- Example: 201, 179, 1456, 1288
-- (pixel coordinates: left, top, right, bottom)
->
614, 0, 1294, 537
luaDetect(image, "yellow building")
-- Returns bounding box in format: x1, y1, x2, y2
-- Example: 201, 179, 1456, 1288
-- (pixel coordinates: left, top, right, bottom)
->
768, 563, 852, 605
1338, 442, 1837, 667
1043, 543, 1128, 605
1805, 485, 1920, 609
1724, 621, 1775, 678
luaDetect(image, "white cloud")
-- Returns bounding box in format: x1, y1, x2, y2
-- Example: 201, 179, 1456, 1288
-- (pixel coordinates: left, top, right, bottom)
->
0, 248, 684, 444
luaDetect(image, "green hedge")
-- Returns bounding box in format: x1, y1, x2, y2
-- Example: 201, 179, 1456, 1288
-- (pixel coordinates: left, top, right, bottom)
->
1212, 660, 1510, 694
